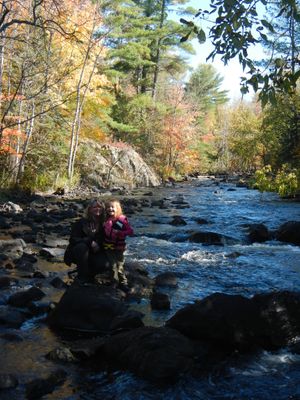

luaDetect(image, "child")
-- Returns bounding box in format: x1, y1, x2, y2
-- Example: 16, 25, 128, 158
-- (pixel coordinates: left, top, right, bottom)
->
103, 199, 133, 288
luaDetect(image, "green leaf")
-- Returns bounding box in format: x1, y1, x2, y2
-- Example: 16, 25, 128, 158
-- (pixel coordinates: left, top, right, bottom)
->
180, 32, 191, 42
261, 19, 274, 32
197, 29, 206, 44
179, 18, 194, 27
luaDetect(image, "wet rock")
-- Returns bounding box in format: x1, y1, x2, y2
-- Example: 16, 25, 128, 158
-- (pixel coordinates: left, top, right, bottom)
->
276, 221, 300, 246
125, 262, 154, 299
25, 369, 67, 399
169, 216, 187, 226
50, 277, 68, 289
46, 347, 77, 363
14, 253, 38, 273
101, 326, 196, 382
33, 270, 50, 279
8, 287, 45, 308
0, 216, 10, 229
28, 301, 52, 316
188, 231, 225, 245
0, 305, 29, 328
0, 239, 26, 259
0, 373, 18, 389
167, 291, 300, 351
225, 251, 242, 258
150, 292, 170, 310
109, 310, 145, 332
47, 284, 133, 333
247, 223, 269, 243
0, 276, 18, 288
195, 217, 209, 224
0, 201, 23, 214
154, 272, 178, 288
39, 247, 65, 260
166, 293, 257, 351
252, 291, 300, 348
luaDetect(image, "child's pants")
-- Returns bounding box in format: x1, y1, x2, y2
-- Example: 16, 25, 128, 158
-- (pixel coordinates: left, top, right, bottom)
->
106, 250, 127, 285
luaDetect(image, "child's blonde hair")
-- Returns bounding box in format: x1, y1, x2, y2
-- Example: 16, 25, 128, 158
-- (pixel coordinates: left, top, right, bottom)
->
105, 199, 123, 218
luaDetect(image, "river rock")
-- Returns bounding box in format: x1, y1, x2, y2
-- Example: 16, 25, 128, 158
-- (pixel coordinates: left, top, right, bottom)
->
166, 291, 300, 351
39, 247, 65, 260
150, 292, 170, 310
0, 239, 26, 259
0, 305, 29, 328
0, 276, 18, 288
166, 293, 258, 351
8, 287, 45, 308
25, 369, 67, 400
101, 326, 196, 382
247, 223, 269, 243
46, 347, 77, 363
0, 373, 18, 389
252, 291, 300, 348
169, 216, 187, 226
0, 201, 23, 213
50, 276, 68, 289
0, 216, 10, 229
188, 231, 225, 245
14, 253, 38, 273
276, 221, 300, 245
154, 272, 178, 288
47, 284, 142, 333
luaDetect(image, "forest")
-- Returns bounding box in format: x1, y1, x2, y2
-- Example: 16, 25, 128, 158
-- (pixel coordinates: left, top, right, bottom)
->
0, 0, 299, 197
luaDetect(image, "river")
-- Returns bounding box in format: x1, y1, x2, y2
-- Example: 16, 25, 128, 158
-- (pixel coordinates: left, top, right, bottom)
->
1, 177, 300, 399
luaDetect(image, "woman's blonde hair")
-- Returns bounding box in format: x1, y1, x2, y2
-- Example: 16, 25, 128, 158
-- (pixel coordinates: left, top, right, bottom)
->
85, 199, 104, 220
105, 199, 123, 218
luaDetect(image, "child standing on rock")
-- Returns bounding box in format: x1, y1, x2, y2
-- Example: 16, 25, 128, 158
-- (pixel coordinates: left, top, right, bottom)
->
103, 199, 133, 289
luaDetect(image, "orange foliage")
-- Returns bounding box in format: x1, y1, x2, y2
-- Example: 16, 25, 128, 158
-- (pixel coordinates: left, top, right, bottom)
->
2, 128, 26, 138
201, 133, 215, 143
156, 85, 198, 176
0, 128, 25, 156
0, 94, 25, 101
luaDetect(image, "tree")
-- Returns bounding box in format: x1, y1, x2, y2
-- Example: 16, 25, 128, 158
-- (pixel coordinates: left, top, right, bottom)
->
103, 0, 195, 96
180, 0, 300, 105
221, 102, 263, 173
185, 63, 228, 126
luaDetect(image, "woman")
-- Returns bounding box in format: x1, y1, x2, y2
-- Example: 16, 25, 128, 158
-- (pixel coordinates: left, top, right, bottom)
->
64, 199, 110, 283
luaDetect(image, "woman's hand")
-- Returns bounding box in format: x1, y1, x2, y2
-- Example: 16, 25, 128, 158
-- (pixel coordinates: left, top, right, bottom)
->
91, 240, 99, 253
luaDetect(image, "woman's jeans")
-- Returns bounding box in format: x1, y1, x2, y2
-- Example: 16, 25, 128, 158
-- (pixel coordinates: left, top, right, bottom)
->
70, 242, 110, 281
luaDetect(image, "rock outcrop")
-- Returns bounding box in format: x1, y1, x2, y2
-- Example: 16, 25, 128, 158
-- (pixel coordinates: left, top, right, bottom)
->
79, 141, 161, 189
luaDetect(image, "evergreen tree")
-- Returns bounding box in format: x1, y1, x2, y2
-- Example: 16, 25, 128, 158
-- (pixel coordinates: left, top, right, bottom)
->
185, 64, 229, 129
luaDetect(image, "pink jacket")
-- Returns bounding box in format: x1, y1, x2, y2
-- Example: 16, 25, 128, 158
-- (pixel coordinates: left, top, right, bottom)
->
103, 215, 133, 251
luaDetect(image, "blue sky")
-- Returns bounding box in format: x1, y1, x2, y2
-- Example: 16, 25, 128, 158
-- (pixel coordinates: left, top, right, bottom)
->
174, 0, 266, 101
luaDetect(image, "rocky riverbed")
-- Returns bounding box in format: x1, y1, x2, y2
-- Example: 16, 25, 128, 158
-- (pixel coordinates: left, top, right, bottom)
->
0, 177, 300, 399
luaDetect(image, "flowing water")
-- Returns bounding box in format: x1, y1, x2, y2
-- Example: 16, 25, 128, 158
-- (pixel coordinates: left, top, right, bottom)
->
1, 178, 300, 399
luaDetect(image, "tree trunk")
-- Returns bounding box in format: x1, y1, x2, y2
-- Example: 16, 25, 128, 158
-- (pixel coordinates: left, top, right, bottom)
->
152, 0, 166, 100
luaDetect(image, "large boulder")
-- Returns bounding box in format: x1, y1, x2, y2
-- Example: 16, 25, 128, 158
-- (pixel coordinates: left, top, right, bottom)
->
101, 326, 196, 382
47, 284, 144, 333
79, 141, 161, 189
276, 221, 300, 246
166, 293, 259, 351
252, 291, 300, 348
166, 291, 300, 351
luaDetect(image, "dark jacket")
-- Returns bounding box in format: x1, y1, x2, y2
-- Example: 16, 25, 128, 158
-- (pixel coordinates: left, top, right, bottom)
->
64, 218, 105, 266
